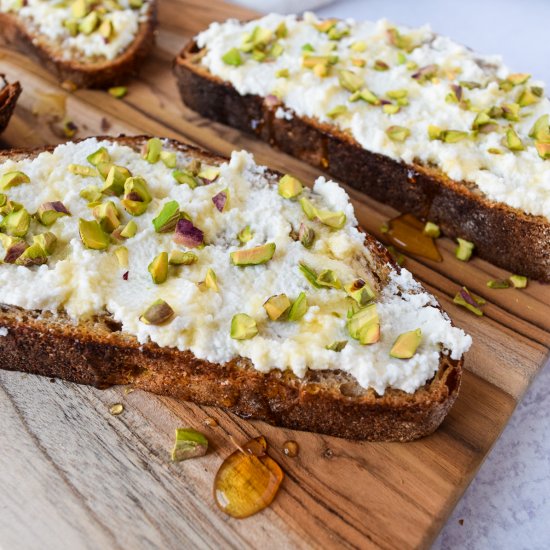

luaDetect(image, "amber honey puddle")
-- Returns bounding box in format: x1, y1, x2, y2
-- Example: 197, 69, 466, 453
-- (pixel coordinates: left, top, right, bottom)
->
385, 213, 442, 262
214, 436, 284, 518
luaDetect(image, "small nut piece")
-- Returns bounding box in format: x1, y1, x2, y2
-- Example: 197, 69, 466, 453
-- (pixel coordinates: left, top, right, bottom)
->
142, 138, 163, 164
204, 268, 219, 292
212, 190, 229, 212
140, 299, 175, 325
114, 246, 129, 268
102, 165, 132, 196
108, 86, 127, 99
423, 221, 441, 238
288, 292, 308, 321
278, 174, 303, 199
455, 238, 474, 261
87, 147, 111, 167
345, 278, 375, 306
316, 269, 341, 289
486, 279, 510, 289
153, 201, 181, 233
230, 242, 276, 266
1, 208, 30, 237
386, 125, 410, 142
148, 252, 169, 284
168, 250, 198, 265
389, 329, 422, 359
174, 218, 204, 248
237, 225, 253, 244
315, 209, 346, 229
32, 232, 57, 255
298, 223, 315, 248
347, 303, 380, 345
453, 286, 485, 316
338, 70, 363, 93
37, 201, 70, 226
0, 171, 30, 191
171, 428, 209, 462
263, 294, 291, 320
79, 219, 110, 250
503, 128, 525, 152
120, 220, 138, 239
68, 164, 98, 177
122, 176, 152, 216
92, 201, 120, 233
222, 48, 243, 66
326, 341, 347, 352
509, 275, 528, 288
230, 313, 258, 340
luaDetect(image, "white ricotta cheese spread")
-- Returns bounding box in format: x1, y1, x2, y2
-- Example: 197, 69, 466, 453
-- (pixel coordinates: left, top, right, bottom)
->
196, 13, 550, 220
0, 0, 149, 61
0, 138, 471, 394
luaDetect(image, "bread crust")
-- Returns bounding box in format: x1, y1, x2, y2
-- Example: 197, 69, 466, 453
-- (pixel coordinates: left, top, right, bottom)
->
0, 76, 21, 134
0, 2, 157, 88
174, 41, 550, 282
0, 136, 463, 441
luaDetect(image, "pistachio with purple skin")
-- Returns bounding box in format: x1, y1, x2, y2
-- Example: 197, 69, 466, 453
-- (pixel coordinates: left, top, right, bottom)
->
37, 201, 70, 226
412, 64, 438, 82
2, 239, 28, 263
212, 190, 228, 212
173, 218, 204, 248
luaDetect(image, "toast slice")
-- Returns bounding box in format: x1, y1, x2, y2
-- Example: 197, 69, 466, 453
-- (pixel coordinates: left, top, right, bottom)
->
0, 75, 21, 134
0, 0, 157, 88
174, 13, 550, 281
0, 135, 470, 441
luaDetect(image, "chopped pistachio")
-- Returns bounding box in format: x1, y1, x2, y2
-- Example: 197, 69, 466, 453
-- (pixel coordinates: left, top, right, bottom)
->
108, 86, 127, 99
79, 185, 103, 203
453, 287, 485, 316
423, 221, 441, 238
317, 208, 346, 229
230, 313, 258, 339
288, 292, 308, 321
299, 197, 317, 220
509, 275, 528, 289
313, 63, 329, 78
389, 329, 422, 359
302, 43, 315, 52
173, 169, 199, 188
79, 218, 110, 250
2, 238, 27, 264
350, 88, 380, 105
230, 242, 276, 266
502, 103, 520, 122
96, 162, 113, 180
428, 125, 443, 140
148, 252, 169, 284
327, 105, 348, 119
386, 27, 415, 52
504, 128, 525, 152
314, 19, 337, 33
171, 428, 208, 462
386, 125, 410, 142
174, 218, 204, 248
237, 225, 253, 244
33, 232, 57, 255
412, 64, 438, 83
299, 262, 321, 288
68, 164, 98, 177
338, 70, 363, 93
158, 151, 176, 169
350, 40, 366, 52
152, 200, 180, 233
275, 21, 287, 38
120, 220, 137, 239
529, 114, 550, 141
316, 269, 341, 289
517, 87, 541, 107
0, 171, 30, 191
1, 208, 30, 237
455, 238, 474, 261
442, 130, 469, 143
373, 60, 389, 71
114, 246, 129, 268
98, 19, 114, 41
382, 104, 400, 115
168, 250, 198, 265
87, 147, 111, 167
275, 68, 289, 78
222, 48, 243, 66
71, 0, 88, 18
298, 223, 315, 248
326, 341, 347, 352
140, 299, 174, 325
486, 279, 510, 289
143, 138, 163, 164
351, 58, 366, 68
507, 73, 530, 86
278, 174, 303, 199
535, 141, 550, 160
345, 278, 375, 306
263, 294, 291, 321
124, 176, 152, 204
93, 201, 120, 233
204, 268, 219, 292
347, 303, 380, 345
102, 165, 132, 196
79, 11, 99, 35
198, 166, 220, 182
37, 201, 70, 226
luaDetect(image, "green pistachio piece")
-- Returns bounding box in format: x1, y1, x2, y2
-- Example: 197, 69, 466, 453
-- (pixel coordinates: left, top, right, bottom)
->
230, 313, 258, 339
168, 250, 198, 265
197, 166, 220, 182
517, 87, 541, 107
278, 174, 303, 199
140, 299, 174, 325
338, 70, 363, 93
71, 0, 89, 18
386, 27, 415, 52
0, 171, 30, 191
509, 275, 528, 288
0, 199, 22, 216
78, 218, 109, 250
96, 162, 114, 181
298, 223, 315, 248
143, 138, 162, 164
386, 125, 410, 142
347, 303, 379, 344
87, 147, 111, 167
101, 165, 131, 196
148, 252, 169, 284
327, 26, 349, 41
129, 0, 143, 8
237, 225, 253, 244
32, 232, 56, 255
350, 88, 380, 105
79, 11, 99, 35
507, 73, 530, 86
173, 169, 199, 188
351, 58, 366, 68
160, 151, 177, 169
326, 341, 348, 352
373, 60, 389, 71
15, 242, 48, 266
316, 209, 346, 229
275, 68, 289, 78
455, 238, 475, 261
502, 103, 520, 122
314, 19, 337, 33
119, 220, 137, 239
1, 208, 30, 237
350, 40, 367, 52
529, 114, 550, 142
68, 164, 98, 177
114, 246, 128, 268
64, 18, 79, 36
93, 201, 120, 233
423, 221, 440, 238
389, 329, 422, 359
288, 292, 308, 321
504, 128, 525, 152
230, 242, 275, 266
387, 89, 408, 100
383, 104, 400, 115
345, 278, 375, 306
1, 236, 27, 263
152, 200, 180, 233
275, 21, 288, 38
222, 48, 242, 66
471, 112, 497, 131
299, 262, 321, 288
302, 43, 315, 52
99, 20, 114, 41
453, 286, 485, 316
486, 279, 510, 289
124, 176, 152, 203
171, 428, 208, 462
327, 105, 348, 119
36, 201, 70, 226
442, 130, 469, 143
299, 197, 317, 220
316, 269, 341, 289
263, 294, 291, 321
204, 268, 219, 292
108, 86, 127, 99
428, 125, 443, 140
535, 141, 550, 160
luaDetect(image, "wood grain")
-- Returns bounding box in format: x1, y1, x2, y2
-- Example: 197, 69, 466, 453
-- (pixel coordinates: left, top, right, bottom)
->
0, 1, 549, 548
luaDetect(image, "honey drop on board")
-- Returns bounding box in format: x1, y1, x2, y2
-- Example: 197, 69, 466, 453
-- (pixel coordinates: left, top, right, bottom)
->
384, 213, 442, 262
283, 440, 299, 457
214, 436, 284, 519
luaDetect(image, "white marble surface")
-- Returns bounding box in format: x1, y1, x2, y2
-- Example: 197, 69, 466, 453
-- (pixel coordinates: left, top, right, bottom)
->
250, 0, 550, 547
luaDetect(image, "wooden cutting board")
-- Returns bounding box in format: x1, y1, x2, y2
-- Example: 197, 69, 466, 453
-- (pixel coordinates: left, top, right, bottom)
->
1, 1, 549, 548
